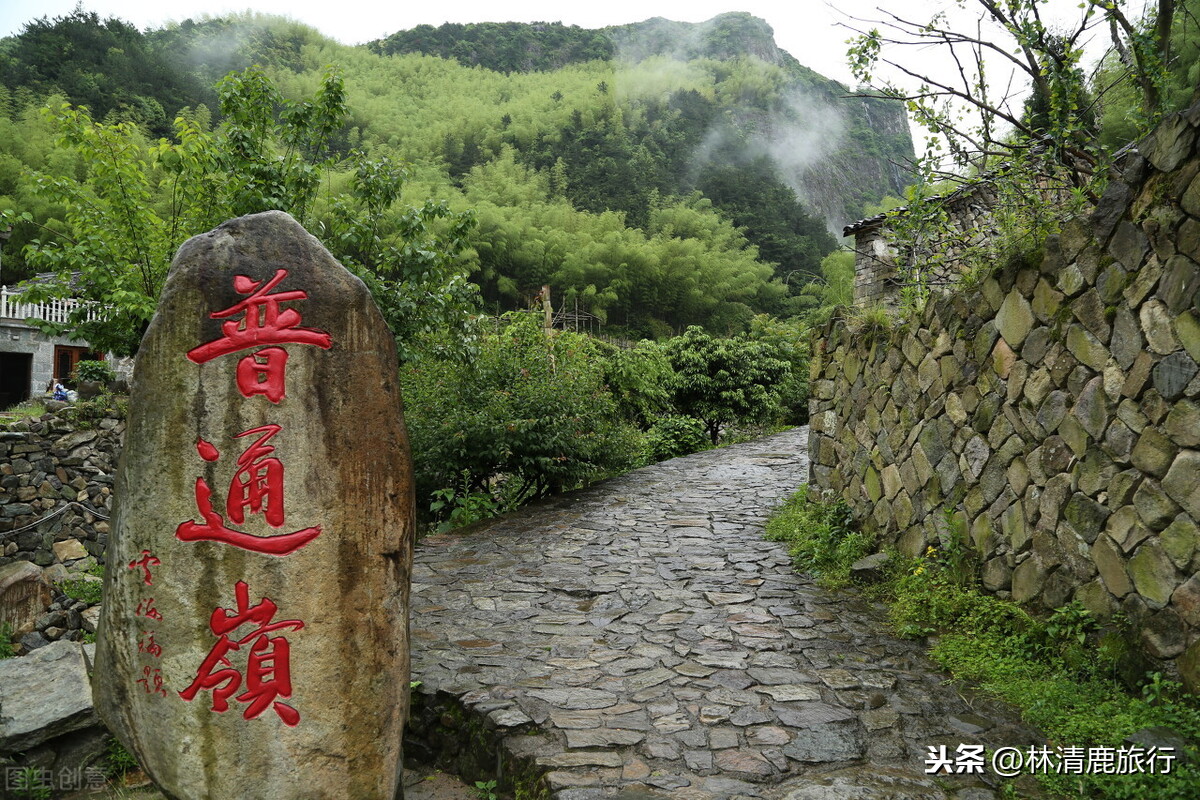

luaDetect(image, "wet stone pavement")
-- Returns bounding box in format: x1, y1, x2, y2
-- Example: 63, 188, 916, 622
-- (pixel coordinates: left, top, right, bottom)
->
410, 428, 1043, 800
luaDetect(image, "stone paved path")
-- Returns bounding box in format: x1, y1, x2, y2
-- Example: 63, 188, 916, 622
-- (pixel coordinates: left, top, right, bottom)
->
411, 429, 1043, 800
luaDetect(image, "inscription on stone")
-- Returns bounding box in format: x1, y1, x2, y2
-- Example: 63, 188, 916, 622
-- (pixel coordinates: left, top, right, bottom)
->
93, 211, 413, 800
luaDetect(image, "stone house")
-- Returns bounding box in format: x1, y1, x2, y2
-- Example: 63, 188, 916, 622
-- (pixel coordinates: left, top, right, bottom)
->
842, 180, 1001, 306
843, 155, 1083, 306
0, 285, 108, 408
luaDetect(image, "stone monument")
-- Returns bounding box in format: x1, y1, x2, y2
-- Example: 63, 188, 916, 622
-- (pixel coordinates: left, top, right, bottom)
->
93, 211, 413, 799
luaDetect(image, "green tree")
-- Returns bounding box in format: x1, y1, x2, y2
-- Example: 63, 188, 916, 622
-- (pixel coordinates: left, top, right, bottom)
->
7, 105, 170, 355
745, 314, 812, 424
663, 325, 789, 444
593, 339, 675, 429
324, 150, 478, 362
368, 21, 615, 73
845, 0, 1178, 181
695, 152, 837, 289
793, 249, 854, 322
402, 314, 640, 509
4, 66, 474, 358
0, 7, 210, 137
1096, 0, 1200, 147
5, 67, 347, 354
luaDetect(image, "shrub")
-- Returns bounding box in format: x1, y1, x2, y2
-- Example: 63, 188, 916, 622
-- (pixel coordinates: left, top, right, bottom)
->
403, 313, 641, 514
61, 576, 103, 606
594, 339, 674, 429
73, 359, 115, 384
429, 474, 510, 533
59, 392, 127, 429
664, 325, 789, 444
61, 562, 105, 606
642, 416, 708, 463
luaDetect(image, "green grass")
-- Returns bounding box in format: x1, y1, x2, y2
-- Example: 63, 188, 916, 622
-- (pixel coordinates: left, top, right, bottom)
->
105, 738, 140, 779
61, 563, 105, 606
764, 485, 873, 588
764, 488, 1200, 799
897, 560, 1200, 798
0, 400, 47, 420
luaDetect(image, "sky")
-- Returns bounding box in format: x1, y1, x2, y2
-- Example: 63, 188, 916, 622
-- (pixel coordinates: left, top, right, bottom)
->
0, 0, 1015, 87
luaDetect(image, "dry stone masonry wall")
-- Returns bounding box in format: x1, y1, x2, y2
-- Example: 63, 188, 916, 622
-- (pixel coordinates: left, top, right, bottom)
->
0, 409, 122, 571
811, 103, 1200, 690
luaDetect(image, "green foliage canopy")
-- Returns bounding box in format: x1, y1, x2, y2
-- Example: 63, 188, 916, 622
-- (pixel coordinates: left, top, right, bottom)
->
4, 66, 477, 358
663, 325, 789, 443
401, 314, 640, 508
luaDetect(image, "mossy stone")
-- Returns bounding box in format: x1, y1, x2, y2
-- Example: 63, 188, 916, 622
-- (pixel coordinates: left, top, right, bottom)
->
1065, 324, 1110, 371
1175, 310, 1200, 363
1163, 399, 1200, 447
1162, 449, 1200, 519
1161, 515, 1198, 569
1130, 426, 1179, 478
864, 465, 882, 503
1127, 540, 1179, 608
996, 290, 1035, 348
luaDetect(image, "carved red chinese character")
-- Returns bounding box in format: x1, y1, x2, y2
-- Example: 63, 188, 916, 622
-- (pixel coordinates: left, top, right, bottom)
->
127, 550, 161, 586
179, 581, 303, 726
176, 429, 320, 555
235, 346, 288, 403
135, 598, 163, 621
138, 631, 162, 658
137, 665, 167, 697
186, 270, 331, 403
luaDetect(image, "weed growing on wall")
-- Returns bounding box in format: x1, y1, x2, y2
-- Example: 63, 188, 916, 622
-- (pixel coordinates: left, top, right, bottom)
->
764, 497, 1200, 799
0, 623, 15, 659
764, 485, 872, 588
894, 554, 1200, 798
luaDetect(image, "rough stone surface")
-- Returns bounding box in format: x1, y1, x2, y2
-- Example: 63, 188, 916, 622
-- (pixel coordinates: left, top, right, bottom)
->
0, 640, 97, 752
1153, 350, 1199, 400
0, 412, 123, 572
0, 561, 52, 633
92, 211, 414, 800
1141, 300, 1180, 354
996, 291, 1034, 348
1130, 427, 1179, 478
822, 105, 1200, 692
1127, 540, 1179, 608
1162, 450, 1200, 519
51, 538, 89, 563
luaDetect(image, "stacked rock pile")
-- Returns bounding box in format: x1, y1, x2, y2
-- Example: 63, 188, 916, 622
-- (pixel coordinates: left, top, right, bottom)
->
0, 407, 122, 568
1, 405, 121, 656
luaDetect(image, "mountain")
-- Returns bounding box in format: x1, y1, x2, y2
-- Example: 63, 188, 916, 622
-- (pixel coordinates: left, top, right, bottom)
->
0, 9, 914, 336
372, 12, 915, 230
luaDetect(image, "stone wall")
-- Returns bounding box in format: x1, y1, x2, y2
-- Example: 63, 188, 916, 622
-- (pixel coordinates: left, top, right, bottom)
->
0, 407, 123, 571
810, 104, 1200, 689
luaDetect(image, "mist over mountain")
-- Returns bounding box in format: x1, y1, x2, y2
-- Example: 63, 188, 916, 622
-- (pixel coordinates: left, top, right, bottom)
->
372, 12, 915, 230
0, 8, 914, 335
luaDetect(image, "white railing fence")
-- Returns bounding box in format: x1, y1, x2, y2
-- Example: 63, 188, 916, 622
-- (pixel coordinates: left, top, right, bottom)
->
1, 285, 98, 324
